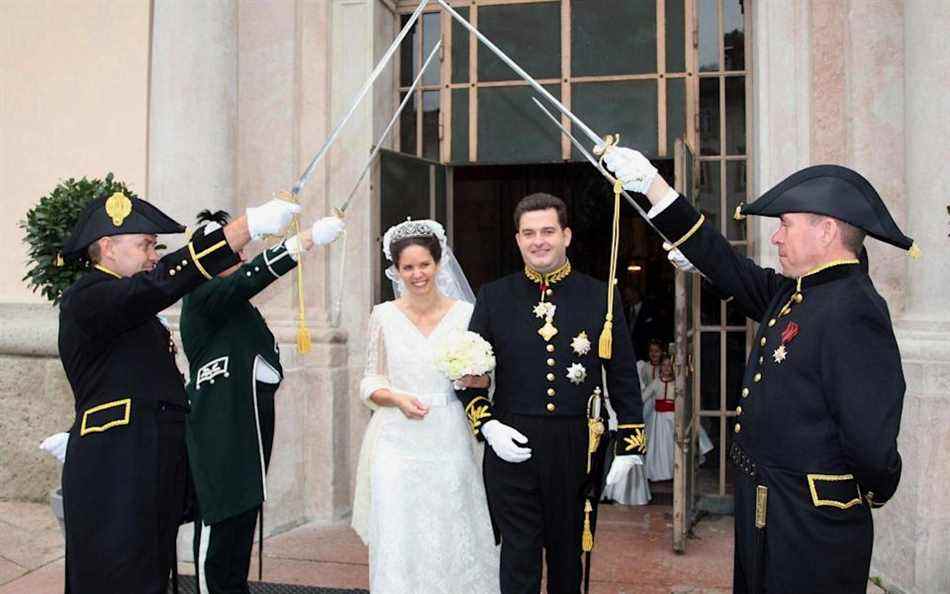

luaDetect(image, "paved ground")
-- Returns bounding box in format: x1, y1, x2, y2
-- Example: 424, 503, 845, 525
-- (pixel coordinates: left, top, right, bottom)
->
0, 492, 884, 594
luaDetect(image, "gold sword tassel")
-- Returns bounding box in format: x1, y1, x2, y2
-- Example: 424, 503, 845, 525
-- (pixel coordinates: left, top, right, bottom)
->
597, 134, 622, 359
277, 191, 311, 353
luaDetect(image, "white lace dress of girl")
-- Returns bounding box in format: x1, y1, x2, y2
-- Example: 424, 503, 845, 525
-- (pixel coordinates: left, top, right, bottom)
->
352, 300, 500, 594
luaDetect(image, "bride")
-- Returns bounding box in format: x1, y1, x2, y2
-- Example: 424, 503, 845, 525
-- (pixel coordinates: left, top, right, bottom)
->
352, 219, 500, 594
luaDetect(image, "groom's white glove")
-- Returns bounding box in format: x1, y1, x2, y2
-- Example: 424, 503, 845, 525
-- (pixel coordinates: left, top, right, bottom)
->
481, 420, 532, 463
246, 198, 302, 240
312, 216, 345, 246
663, 242, 701, 274
601, 146, 658, 195
604, 455, 644, 487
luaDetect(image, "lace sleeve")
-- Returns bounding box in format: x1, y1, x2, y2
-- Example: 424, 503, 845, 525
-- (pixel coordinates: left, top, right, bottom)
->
359, 306, 390, 410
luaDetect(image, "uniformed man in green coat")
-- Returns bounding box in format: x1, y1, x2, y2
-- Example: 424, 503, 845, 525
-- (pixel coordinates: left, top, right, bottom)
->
181, 209, 344, 594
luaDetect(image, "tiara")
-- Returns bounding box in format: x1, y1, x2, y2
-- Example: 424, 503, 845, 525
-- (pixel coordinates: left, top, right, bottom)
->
382, 218, 447, 261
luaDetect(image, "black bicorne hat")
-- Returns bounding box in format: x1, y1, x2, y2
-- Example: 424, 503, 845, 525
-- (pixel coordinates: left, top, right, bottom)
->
191, 209, 232, 242
735, 165, 918, 255
62, 192, 185, 258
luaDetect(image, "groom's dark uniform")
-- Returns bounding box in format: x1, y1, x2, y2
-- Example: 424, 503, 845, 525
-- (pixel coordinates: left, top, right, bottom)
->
456, 260, 646, 594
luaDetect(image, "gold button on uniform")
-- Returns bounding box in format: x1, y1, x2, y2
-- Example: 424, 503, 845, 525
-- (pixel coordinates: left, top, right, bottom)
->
547, 358, 555, 367
169, 269, 176, 276
546, 403, 556, 412
734, 424, 741, 433
736, 406, 743, 415
181, 259, 188, 266
754, 372, 762, 383
545, 289, 553, 296
793, 293, 803, 303
546, 344, 555, 352
742, 387, 749, 397
760, 336, 766, 347
546, 373, 555, 381
547, 388, 556, 396
759, 356, 764, 365
768, 319, 776, 327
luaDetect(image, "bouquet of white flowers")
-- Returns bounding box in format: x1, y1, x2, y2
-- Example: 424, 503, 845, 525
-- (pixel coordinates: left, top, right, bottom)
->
433, 330, 496, 381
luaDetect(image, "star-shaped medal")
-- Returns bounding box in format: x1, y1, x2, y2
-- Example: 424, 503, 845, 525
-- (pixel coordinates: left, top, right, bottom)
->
772, 344, 787, 364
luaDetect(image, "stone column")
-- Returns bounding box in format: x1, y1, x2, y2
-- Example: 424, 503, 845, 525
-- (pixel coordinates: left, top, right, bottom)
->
148, 0, 239, 235
872, 1, 950, 593
748, 0, 812, 270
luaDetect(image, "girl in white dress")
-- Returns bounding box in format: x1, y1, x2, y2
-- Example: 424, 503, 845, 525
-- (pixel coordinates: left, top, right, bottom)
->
352, 220, 500, 594
644, 355, 715, 481
636, 339, 666, 391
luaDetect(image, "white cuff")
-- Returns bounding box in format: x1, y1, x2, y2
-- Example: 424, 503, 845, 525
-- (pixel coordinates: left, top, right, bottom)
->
359, 376, 390, 410
647, 187, 680, 219
283, 236, 302, 261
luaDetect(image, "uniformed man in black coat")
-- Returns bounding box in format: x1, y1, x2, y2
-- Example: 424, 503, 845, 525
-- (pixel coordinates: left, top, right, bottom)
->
455, 193, 646, 594
604, 146, 911, 594
58, 191, 300, 594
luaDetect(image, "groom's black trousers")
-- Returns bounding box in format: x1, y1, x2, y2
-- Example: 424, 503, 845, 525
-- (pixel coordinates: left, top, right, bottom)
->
484, 413, 590, 594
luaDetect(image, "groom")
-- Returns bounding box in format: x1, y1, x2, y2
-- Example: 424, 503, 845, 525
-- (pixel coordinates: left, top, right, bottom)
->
457, 192, 646, 594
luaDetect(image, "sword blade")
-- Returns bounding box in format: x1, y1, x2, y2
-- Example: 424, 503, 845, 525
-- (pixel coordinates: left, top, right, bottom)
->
291, 0, 432, 196
338, 39, 443, 213
435, 0, 604, 149
531, 98, 672, 244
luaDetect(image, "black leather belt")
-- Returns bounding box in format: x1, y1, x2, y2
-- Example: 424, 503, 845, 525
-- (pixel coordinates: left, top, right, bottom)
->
730, 441, 757, 478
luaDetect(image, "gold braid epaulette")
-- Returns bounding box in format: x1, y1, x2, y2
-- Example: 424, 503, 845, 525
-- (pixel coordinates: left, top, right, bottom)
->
465, 396, 493, 436
524, 260, 572, 285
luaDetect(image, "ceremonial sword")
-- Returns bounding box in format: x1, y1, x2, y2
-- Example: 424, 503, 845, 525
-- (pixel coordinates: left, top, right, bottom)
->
330, 40, 443, 326
531, 98, 672, 245
338, 39, 443, 213
290, 0, 432, 198
435, 0, 670, 243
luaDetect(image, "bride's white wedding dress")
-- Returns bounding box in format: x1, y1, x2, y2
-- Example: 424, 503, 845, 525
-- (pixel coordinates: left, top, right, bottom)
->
353, 300, 500, 594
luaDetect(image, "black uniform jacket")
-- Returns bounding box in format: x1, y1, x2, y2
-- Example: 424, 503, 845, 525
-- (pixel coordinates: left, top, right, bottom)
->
58, 227, 239, 593
653, 195, 904, 593
455, 264, 646, 457
182, 240, 298, 525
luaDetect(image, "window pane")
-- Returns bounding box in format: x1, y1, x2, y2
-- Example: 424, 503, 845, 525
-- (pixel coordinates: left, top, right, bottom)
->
422, 13, 441, 87
726, 160, 747, 241
723, 0, 746, 71
724, 76, 746, 155
665, 0, 686, 73
451, 7, 469, 84
697, 160, 721, 233
699, 77, 721, 155
572, 0, 656, 76
422, 90, 440, 161
399, 16, 419, 88
699, 332, 721, 412
477, 85, 562, 163
666, 77, 686, 156
399, 92, 417, 155
478, 4, 561, 83
699, 0, 719, 72
572, 80, 658, 159
450, 88, 469, 163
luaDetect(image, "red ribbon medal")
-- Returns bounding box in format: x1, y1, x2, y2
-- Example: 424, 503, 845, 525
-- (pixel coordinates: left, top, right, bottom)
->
773, 321, 799, 364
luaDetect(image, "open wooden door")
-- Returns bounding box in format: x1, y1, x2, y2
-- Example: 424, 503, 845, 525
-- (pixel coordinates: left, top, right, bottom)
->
376, 149, 451, 303
672, 137, 699, 552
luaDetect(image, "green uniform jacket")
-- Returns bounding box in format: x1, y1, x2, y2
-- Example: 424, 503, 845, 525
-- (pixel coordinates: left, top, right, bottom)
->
182, 240, 298, 524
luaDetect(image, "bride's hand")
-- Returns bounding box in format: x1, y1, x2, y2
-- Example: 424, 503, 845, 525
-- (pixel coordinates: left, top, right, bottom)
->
396, 395, 430, 420
457, 374, 490, 389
